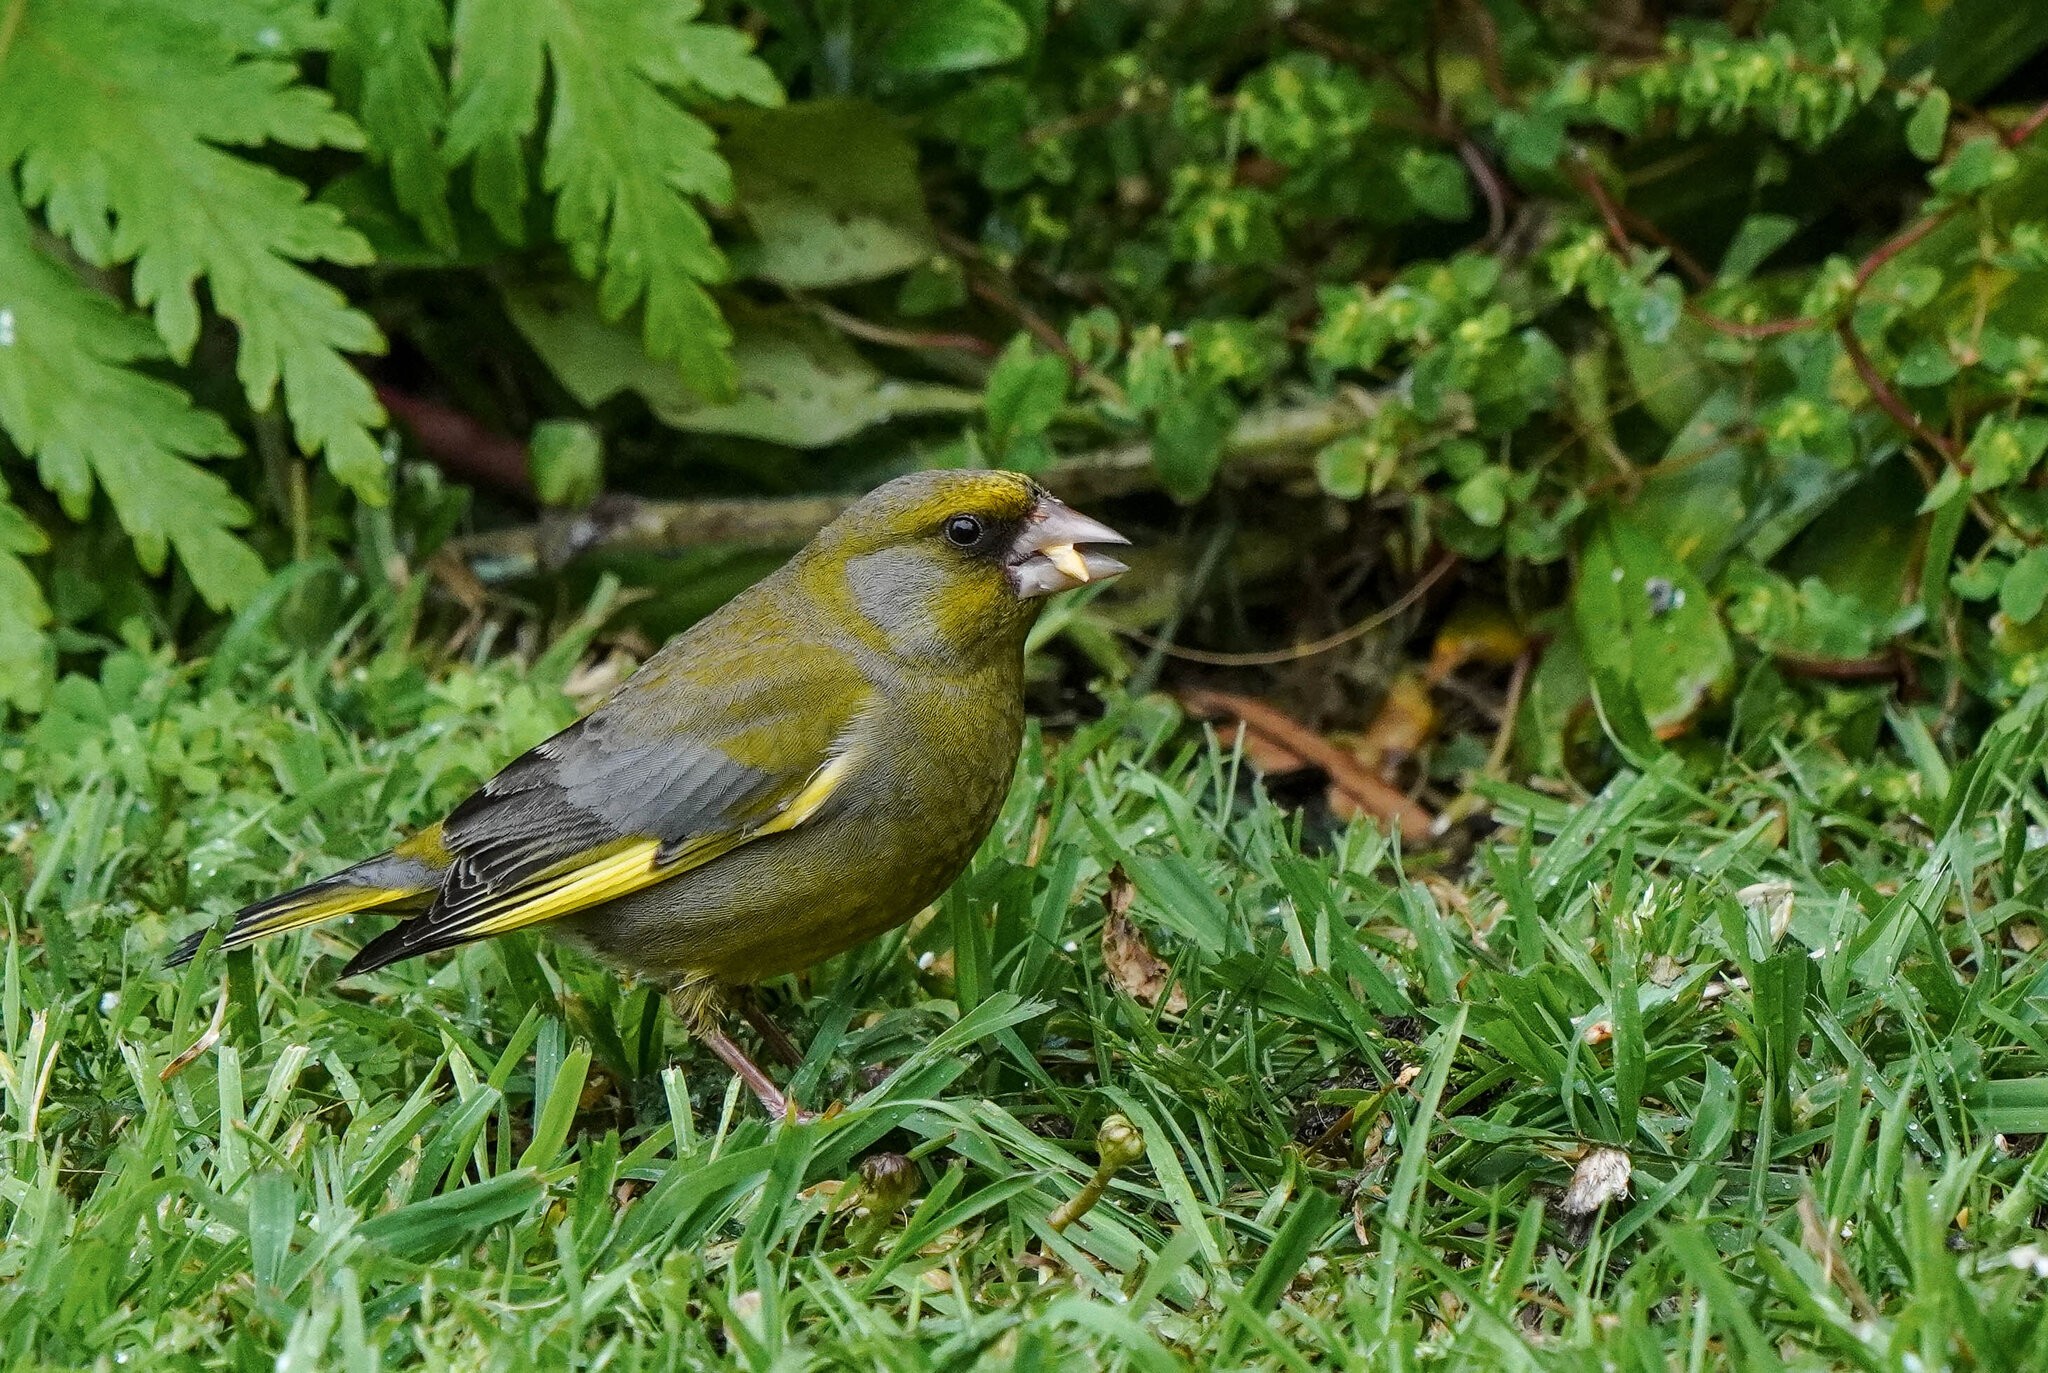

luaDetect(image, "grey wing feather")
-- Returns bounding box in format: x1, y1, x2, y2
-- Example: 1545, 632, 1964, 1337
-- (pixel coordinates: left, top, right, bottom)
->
386, 710, 781, 953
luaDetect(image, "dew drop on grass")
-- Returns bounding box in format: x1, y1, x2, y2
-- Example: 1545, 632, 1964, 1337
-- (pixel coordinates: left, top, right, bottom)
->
0, 308, 14, 347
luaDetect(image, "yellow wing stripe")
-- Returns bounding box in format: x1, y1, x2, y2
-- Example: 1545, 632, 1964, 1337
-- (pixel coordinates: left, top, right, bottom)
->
456, 748, 862, 939
226, 887, 420, 949
757, 750, 857, 837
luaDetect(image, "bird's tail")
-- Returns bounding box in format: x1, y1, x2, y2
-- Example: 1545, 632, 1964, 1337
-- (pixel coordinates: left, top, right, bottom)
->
166, 829, 448, 967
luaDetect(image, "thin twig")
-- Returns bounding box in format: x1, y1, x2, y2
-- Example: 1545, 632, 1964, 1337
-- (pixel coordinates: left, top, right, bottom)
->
1118, 552, 1457, 667
802, 298, 1000, 358
1835, 320, 1959, 460
957, 262, 1128, 405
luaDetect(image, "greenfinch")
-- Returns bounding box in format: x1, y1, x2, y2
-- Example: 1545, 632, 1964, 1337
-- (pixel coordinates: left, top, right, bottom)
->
171, 470, 1128, 1117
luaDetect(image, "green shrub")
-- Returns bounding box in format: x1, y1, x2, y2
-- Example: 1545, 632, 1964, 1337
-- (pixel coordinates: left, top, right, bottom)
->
4, 0, 2048, 780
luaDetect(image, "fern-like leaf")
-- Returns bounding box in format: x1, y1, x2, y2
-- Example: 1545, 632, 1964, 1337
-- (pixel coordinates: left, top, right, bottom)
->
331, 0, 457, 252
443, 0, 783, 398
0, 0, 389, 497
0, 184, 267, 694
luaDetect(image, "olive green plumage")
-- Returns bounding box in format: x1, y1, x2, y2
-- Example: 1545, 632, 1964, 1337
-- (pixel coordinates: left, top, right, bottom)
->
170, 470, 1128, 1021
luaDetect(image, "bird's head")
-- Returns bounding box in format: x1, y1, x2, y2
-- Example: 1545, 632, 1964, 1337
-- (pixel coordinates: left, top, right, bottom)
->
810, 469, 1130, 667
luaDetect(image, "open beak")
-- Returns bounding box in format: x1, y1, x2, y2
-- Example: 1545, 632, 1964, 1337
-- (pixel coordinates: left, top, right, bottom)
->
1007, 495, 1130, 599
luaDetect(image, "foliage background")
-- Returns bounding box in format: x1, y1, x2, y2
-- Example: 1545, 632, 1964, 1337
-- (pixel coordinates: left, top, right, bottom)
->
8, 0, 2048, 1367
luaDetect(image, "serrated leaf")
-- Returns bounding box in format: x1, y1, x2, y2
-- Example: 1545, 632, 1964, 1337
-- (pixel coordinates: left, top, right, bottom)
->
0, 495, 53, 711
874, 0, 1028, 78
0, 185, 267, 620
331, 0, 456, 252
0, 0, 389, 497
725, 100, 937, 289
444, 0, 783, 399
504, 284, 978, 447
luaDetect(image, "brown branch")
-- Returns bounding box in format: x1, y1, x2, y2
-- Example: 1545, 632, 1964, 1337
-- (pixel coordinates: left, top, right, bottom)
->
941, 235, 1129, 405
1851, 207, 1955, 293
376, 385, 534, 499
1461, 0, 1513, 104
1771, 649, 1911, 687
2004, 99, 2048, 149
1458, 139, 1511, 246
1570, 159, 1634, 258
1615, 201, 1711, 287
1836, 320, 1960, 461
448, 395, 1382, 576
1689, 310, 1816, 340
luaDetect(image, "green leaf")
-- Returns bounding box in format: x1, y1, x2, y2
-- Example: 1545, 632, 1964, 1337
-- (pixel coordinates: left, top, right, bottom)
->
1453, 467, 1509, 527
444, 0, 783, 398
1929, 134, 2017, 199
1573, 513, 1733, 736
1315, 435, 1371, 500
528, 419, 602, 508
330, 0, 456, 252
0, 496, 53, 711
985, 336, 1069, 460
358, 1168, 546, 1259
2000, 546, 2048, 623
1963, 415, 2048, 491
1717, 213, 1798, 286
1396, 147, 1472, 221
725, 100, 938, 289
1907, 88, 1950, 161
0, 0, 389, 496
874, 0, 1028, 78
0, 185, 266, 619
505, 285, 978, 448
1151, 387, 1237, 503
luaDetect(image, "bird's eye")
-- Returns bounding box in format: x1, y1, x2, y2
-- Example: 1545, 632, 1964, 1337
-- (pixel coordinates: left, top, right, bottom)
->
943, 514, 985, 547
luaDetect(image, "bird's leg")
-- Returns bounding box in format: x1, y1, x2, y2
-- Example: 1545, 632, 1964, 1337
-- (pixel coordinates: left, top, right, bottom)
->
668, 976, 811, 1123
736, 992, 806, 1068
700, 1025, 809, 1121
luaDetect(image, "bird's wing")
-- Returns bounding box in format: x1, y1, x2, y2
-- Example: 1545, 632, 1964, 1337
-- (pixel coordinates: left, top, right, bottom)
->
340, 659, 870, 977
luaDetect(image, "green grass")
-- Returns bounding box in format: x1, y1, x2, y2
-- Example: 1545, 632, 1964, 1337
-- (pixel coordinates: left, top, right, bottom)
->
6, 618, 2048, 1368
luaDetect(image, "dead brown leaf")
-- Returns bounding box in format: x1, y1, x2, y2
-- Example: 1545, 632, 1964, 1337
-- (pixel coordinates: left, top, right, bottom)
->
1179, 688, 1436, 844
1100, 865, 1189, 1015
1345, 671, 1437, 772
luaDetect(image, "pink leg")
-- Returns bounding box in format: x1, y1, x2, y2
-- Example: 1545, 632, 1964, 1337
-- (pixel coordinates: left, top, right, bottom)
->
701, 1026, 810, 1123
739, 999, 806, 1068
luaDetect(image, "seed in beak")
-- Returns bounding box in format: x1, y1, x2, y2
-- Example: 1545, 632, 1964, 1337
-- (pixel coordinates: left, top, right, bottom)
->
1043, 543, 1093, 582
